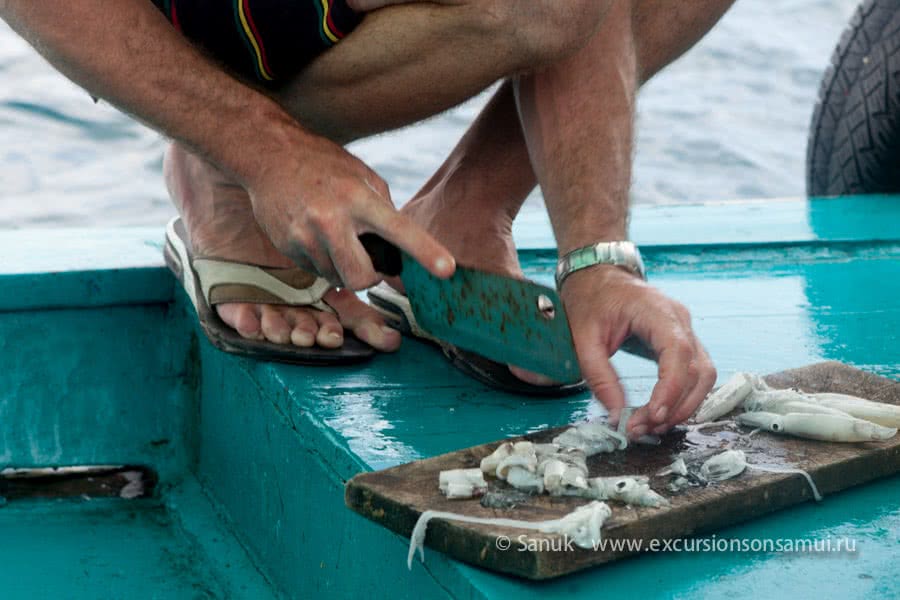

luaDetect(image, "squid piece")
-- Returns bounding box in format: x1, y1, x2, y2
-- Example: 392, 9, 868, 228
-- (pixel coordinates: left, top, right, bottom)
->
744, 390, 853, 418
540, 501, 613, 549
552, 420, 627, 455
700, 450, 747, 482
738, 411, 897, 443
407, 501, 614, 567
533, 443, 562, 457
506, 466, 545, 494
495, 442, 538, 479
583, 476, 670, 508
656, 458, 688, 477
540, 451, 589, 496
699, 449, 822, 501
439, 468, 488, 499
693, 372, 758, 423
810, 393, 900, 429
479, 442, 513, 475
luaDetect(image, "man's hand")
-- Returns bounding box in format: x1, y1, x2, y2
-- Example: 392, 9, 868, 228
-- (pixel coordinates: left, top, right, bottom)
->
0, 1, 455, 292
560, 265, 716, 437
246, 127, 455, 290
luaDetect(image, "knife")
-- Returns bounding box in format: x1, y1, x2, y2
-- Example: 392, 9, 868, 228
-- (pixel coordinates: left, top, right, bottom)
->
360, 234, 653, 383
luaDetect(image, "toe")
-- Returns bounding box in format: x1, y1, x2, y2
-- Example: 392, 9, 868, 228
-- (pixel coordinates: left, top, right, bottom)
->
217, 303, 264, 340
311, 310, 344, 349
260, 305, 292, 344
324, 288, 401, 352
508, 365, 559, 387
284, 309, 318, 348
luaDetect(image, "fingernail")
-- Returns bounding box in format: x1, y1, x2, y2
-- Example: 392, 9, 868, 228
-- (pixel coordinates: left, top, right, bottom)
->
631, 424, 648, 438
653, 424, 669, 435
434, 256, 453, 274
608, 408, 622, 428
654, 405, 669, 423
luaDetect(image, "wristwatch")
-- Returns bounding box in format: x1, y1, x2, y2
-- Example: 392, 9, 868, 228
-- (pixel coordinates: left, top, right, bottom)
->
555, 241, 647, 289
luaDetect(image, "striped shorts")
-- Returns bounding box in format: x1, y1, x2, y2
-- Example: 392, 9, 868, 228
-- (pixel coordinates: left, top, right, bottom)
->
151, 0, 362, 87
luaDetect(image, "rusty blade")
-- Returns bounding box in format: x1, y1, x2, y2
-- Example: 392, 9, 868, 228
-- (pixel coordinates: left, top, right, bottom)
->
399, 254, 582, 383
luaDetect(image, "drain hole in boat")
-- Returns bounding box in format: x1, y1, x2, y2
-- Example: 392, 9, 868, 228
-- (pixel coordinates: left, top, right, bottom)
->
0, 465, 158, 502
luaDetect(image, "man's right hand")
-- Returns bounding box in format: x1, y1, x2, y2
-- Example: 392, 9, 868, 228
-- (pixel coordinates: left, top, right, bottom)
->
245, 128, 456, 290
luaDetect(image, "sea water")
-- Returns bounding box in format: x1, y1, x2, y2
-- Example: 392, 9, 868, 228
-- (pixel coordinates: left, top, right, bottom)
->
0, 0, 860, 228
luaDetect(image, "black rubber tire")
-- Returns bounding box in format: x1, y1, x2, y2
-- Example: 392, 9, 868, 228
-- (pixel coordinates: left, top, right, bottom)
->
807, 0, 900, 196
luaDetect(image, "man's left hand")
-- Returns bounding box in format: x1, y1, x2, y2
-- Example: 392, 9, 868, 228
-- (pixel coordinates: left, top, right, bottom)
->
559, 265, 716, 437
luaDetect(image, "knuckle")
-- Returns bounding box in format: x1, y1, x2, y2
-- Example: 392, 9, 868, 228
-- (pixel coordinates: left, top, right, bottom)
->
675, 304, 692, 323
343, 272, 379, 291
305, 206, 333, 229
673, 337, 694, 357
702, 361, 718, 383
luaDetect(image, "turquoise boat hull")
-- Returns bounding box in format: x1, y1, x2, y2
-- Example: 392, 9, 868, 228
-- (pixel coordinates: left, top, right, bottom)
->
1, 196, 898, 599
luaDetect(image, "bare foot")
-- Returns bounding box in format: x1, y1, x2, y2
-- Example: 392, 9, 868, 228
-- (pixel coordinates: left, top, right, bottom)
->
397, 187, 561, 386
163, 143, 400, 352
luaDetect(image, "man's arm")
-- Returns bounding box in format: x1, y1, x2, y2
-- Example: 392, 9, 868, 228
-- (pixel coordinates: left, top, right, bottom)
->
514, 0, 716, 435
0, 0, 453, 288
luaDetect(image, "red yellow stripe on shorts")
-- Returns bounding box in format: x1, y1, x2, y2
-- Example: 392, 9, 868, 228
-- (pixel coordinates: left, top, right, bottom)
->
234, 0, 274, 81
319, 0, 345, 44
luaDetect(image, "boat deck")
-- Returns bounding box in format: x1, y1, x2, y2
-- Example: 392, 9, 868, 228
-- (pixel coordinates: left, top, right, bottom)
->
1, 196, 898, 598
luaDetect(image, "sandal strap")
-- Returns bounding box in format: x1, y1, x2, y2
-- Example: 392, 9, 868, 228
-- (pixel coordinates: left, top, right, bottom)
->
193, 258, 334, 313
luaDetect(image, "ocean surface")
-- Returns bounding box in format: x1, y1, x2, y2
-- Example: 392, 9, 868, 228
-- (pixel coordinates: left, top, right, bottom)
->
0, 0, 860, 229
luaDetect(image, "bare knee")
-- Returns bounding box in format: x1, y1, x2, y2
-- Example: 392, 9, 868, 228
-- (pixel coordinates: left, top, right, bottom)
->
474, 0, 613, 67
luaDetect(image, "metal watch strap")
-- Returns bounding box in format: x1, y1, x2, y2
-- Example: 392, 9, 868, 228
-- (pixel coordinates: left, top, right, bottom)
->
555, 241, 647, 289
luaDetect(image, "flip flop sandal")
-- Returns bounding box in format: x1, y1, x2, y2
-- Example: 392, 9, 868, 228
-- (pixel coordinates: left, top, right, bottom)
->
164, 217, 374, 365
367, 282, 588, 396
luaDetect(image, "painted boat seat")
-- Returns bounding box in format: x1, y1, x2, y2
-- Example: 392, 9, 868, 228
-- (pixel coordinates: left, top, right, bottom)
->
0, 196, 898, 599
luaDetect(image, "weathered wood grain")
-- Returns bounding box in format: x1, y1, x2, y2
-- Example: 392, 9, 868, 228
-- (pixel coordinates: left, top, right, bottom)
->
345, 362, 900, 579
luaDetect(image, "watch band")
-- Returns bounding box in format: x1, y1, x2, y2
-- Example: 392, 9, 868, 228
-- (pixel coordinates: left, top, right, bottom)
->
555, 241, 647, 289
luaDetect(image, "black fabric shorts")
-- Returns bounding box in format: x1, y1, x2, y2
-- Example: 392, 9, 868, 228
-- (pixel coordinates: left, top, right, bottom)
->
150, 0, 363, 87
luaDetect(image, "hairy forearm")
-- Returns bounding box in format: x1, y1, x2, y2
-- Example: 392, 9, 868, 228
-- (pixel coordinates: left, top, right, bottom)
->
0, 0, 305, 186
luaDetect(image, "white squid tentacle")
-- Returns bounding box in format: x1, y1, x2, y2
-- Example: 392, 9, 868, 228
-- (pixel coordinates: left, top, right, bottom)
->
407, 502, 613, 567
745, 464, 823, 501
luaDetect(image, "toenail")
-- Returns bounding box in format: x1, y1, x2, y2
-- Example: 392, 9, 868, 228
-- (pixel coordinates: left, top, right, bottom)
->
327, 331, 342, 343
291, 330, 314, 346
381, 325, 398, 337
364, 322, 385, 343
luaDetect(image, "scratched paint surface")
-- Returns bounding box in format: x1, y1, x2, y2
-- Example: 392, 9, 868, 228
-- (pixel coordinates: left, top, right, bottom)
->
402, 259, 580, 382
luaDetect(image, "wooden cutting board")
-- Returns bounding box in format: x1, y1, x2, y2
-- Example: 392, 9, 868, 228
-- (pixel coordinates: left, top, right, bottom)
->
345, 362, 900, 580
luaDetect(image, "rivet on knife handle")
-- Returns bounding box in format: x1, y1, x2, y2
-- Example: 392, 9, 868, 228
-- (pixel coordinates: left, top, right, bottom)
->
360, 233, 403, 277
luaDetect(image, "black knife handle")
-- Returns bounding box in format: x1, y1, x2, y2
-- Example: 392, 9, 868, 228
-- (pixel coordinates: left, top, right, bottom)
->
359, 233, 403, 277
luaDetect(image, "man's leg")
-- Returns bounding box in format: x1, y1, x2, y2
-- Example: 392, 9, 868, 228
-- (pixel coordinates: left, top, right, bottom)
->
514, 0, 733, 431
345, 0, 734, 393
169, 0, 612, 349
171, 0, 732, 362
